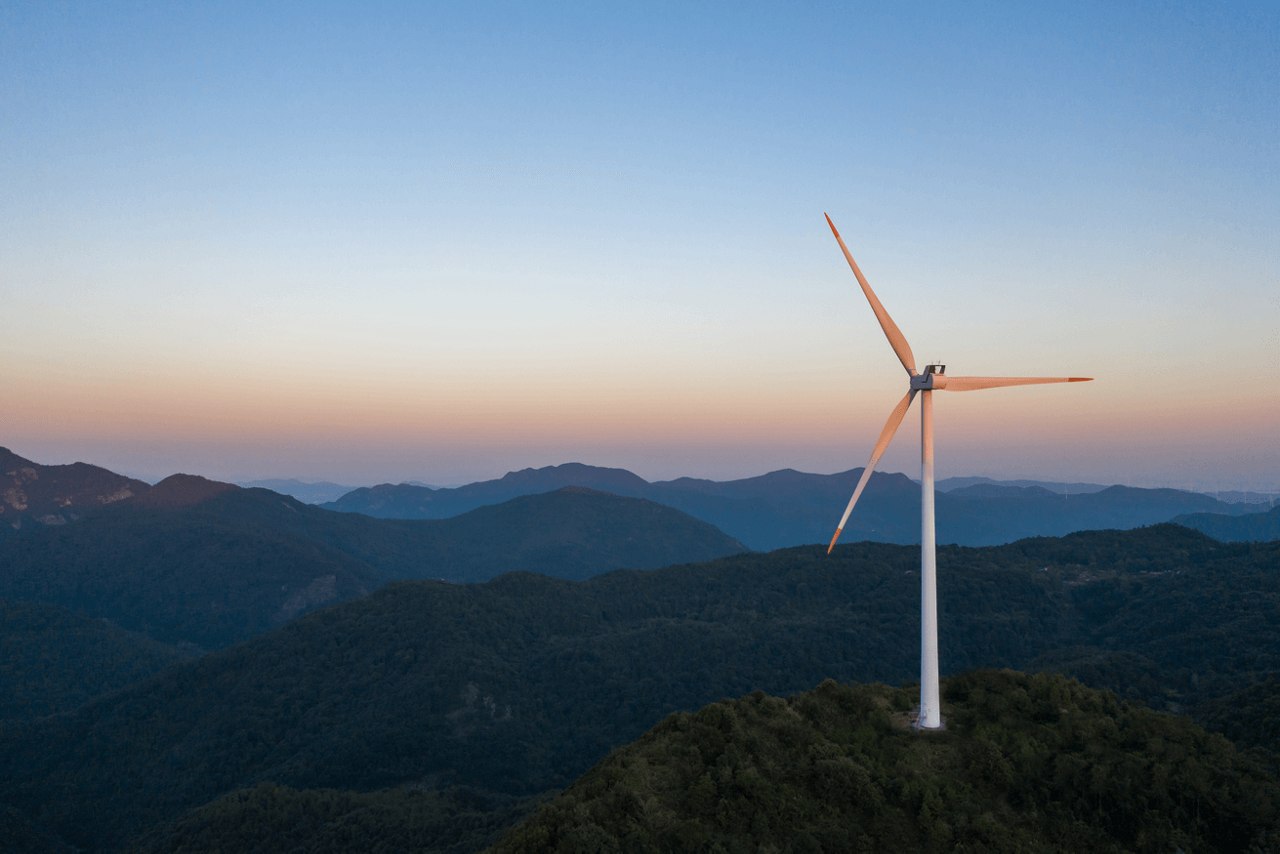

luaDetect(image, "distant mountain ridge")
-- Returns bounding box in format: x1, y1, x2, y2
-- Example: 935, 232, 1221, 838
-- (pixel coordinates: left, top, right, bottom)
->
4, 449, 1259, 549
325, 463, 652, 518
0, 478, 744, 650
236, 479, 358, 504
133, 473, 237, 508
1176, 504, 1280, 542
0, 447, 148, 533
1199, 490, 1280, 505
324, 462, 1254, 550
935, 475, 1109, 494
936, 483, 1249, 545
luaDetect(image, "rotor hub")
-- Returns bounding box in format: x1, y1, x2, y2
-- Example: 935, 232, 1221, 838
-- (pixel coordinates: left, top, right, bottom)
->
911, 365, 946, 390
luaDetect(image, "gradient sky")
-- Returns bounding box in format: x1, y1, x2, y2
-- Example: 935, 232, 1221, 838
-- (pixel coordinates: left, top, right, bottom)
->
3, 2, 1277, 490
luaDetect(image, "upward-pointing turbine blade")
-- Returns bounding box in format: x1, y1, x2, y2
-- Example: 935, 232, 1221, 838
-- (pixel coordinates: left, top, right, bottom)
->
824, 213, 917, 376
937, 376, 1093, 392
828, 389, 918, 554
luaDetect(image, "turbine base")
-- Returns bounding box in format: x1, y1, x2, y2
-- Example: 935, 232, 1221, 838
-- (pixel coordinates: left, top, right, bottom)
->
912, 708, 946, 732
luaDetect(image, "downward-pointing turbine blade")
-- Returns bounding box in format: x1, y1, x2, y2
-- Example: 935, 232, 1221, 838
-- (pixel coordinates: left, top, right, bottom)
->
937, 375, 1093, 392
824, 213, 917, 376
828, 389, 918, 554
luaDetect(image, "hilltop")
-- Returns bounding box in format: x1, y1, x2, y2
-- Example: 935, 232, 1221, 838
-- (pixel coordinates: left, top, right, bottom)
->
137, 673, 1280, 854
0, 447, 148, 534
495, 671, 1279, 853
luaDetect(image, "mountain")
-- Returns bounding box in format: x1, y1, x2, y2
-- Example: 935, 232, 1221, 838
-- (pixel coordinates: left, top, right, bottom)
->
934, 484, 1249, 545
1200, 490, 1280, 506
3, 448, 1254, 551
1175, 504, 1280, 542
325, 462, 1252, 550
0, 479, 744, 649
4, 525, 1277, 850
324, 464, 926, 548
236, 478, 358, 504
936, 475, 1109, 494
648, 468, 925, 549
323, 463, 651, 518
0, 476, 386, 649
0, 446, 148, 534
0, 599, 191, 721
494, 671, 1279, 853
403, 487, 746, 582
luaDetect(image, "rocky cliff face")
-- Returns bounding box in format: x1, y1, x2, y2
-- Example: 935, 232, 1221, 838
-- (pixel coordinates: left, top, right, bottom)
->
0, 447, 150, 532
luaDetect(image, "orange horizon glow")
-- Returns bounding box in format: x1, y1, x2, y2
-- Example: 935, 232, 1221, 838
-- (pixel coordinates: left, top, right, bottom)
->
8, 365, 1275, 461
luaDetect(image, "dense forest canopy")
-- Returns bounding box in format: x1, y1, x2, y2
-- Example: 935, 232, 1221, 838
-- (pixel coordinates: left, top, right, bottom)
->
495, 671, 1279, 853
2, 524, 1278, 850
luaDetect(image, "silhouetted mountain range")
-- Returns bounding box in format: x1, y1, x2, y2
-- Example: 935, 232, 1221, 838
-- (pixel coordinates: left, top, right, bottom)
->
4, 525, 1276, 850
323, 462, 1255, 549
0, 475, 744, 650
324, 463, 652, 517
937, 483, 1246, 544
0, 447, 148, 534
7, 449, 1262, 550
1200, 490, 1280, 505
935, 475, 1108, 493
236, 478, 359, 504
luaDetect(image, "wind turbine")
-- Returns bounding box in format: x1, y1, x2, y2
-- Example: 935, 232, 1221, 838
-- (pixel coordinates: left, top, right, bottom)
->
822, 213, 1091, 730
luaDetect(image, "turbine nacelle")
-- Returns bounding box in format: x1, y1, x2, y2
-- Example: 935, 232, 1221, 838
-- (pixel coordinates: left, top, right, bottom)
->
909, 365, 946, 390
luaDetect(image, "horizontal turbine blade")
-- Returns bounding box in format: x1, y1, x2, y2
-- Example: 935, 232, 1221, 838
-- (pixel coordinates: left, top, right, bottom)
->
824, 213, 917, 376
937, 375, 1093, 392
828, 389, 918, 554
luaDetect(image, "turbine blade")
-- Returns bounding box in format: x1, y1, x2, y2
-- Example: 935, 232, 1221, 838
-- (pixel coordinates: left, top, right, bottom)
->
824, 213, 917, 376
828, 389, 918, 554
937, 375, 1093, 392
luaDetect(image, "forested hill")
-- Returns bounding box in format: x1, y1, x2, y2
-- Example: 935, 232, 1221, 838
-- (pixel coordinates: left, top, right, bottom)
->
0, 446, 148, 534
494, 671, 1279, 853
0, 599, 191, 720
134, 673, 1280, 854
3, 524, 1277, 850
0, 480, 744, 650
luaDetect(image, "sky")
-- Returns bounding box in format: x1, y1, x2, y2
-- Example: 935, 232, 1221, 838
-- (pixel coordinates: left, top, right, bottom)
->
2, 1, 1277, 490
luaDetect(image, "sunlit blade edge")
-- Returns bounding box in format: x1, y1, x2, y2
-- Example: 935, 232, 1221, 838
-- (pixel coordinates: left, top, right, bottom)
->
828, 389, 918, 554
939, 376, 1093, 392
824, 213, 917, 376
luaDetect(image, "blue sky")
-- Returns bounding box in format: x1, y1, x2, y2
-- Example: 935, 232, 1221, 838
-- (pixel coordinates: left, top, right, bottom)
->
2, 2, 1277, 488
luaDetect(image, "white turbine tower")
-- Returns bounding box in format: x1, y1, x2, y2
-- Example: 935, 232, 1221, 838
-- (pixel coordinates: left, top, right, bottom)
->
822, 213, 1092, 730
